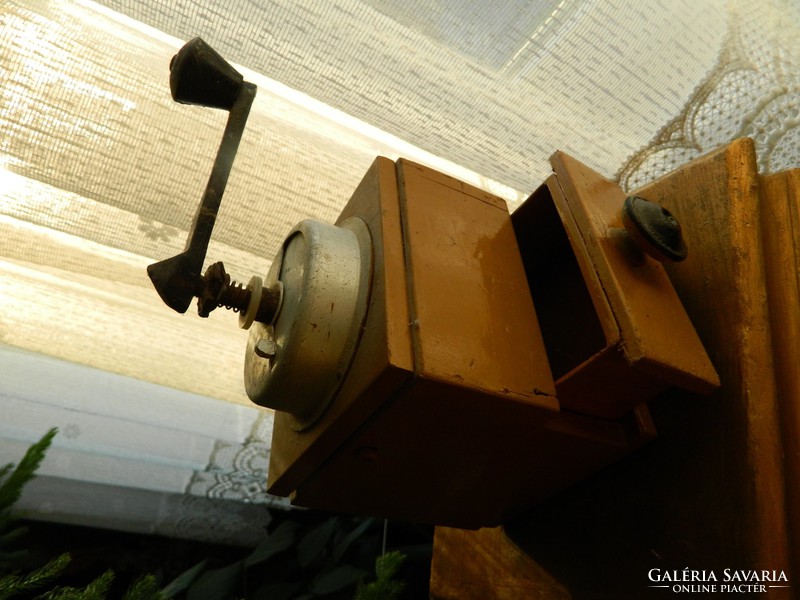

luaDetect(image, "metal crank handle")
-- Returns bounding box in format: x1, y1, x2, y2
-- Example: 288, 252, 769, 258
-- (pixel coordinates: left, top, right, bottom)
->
146, 38, 279, 327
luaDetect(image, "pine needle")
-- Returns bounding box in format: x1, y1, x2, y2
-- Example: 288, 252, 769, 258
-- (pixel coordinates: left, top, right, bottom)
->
36, 569, 114, 600
123, 574, 164, 600
354, 551, 406, 600
0, 553, 71, 600
0, 429, 57, 514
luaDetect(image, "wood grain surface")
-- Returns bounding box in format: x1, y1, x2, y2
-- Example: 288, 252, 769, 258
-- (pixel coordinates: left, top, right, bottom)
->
431, 139, 795, 599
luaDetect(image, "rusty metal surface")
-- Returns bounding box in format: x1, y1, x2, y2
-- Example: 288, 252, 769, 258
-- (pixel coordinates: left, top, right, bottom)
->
195, 261, 281, 323
146, 38, 259, 318
622, 195, 688, 262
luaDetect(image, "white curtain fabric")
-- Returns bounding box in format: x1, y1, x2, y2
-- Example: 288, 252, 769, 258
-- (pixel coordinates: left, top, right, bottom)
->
1, 0, 798, 544
0, 344, 273, 545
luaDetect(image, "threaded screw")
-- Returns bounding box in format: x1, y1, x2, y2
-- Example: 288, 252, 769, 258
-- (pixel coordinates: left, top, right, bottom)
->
197, 261, 279, 324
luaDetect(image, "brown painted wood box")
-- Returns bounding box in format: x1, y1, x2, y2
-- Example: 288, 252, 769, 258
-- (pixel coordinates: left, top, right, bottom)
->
266, 154, 717, 528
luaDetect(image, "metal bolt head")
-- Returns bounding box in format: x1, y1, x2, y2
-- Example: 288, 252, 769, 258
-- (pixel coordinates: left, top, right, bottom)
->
254, 338, 277, 359
621, 195, 688, 262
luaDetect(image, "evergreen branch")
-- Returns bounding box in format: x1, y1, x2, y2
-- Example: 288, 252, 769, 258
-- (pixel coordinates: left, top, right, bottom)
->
374, 551, 405, 581
0, 553, 70, 600
0, 429, 58, 514
82, 570, 114, 600
35, 588, 83, 600
36, 569, 114, 600
354, 552, 406, 600
123, 574, 164, 600
0, 574, 21, 600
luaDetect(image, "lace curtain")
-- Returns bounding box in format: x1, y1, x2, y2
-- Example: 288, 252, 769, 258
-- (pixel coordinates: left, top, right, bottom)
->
1, 0, 797, 544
